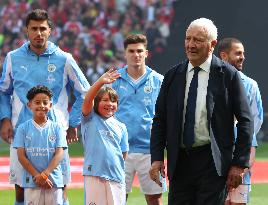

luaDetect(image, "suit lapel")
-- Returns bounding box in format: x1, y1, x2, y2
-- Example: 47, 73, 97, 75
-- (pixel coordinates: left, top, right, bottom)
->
175, 62, 187, 109
206, 55, 225, 121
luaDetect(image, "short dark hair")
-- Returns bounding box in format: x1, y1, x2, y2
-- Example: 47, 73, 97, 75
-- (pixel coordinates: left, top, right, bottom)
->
124, 34, 147, 49
27, 85, 53, 101
25, 9, 53, 28
217, 37, 242, 56
93, 87, 118, 115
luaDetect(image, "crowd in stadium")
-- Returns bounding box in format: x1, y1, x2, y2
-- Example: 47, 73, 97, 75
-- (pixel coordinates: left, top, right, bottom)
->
0, 0, 174, 84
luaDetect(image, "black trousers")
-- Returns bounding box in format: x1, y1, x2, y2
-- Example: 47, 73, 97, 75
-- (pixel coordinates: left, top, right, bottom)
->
168, 144, 227, 205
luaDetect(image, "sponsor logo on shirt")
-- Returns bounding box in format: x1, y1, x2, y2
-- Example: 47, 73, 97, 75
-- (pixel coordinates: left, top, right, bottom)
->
119, 85, 128, 91
20, 65, 28, 71
26, 135, 31, 140
26, 147, 55, 157
47, 74, 56, 84
142, 96, 152, 106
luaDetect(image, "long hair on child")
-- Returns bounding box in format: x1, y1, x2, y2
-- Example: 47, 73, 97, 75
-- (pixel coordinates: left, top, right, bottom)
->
93, 87, 118, 115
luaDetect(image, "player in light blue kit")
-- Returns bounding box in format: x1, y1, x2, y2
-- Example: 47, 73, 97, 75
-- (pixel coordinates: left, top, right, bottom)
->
81, 68, 129, 205
112, 34, 165, 205
0, 9, 89, 205
13, 85, 68, 205
218, 38, 263, 205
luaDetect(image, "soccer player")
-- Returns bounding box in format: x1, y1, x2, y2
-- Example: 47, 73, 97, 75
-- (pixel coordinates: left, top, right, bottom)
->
218, 37, 263, 205
111, 34, 165, 205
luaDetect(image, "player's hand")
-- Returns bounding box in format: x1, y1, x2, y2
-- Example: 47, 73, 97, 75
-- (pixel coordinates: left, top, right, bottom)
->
0, 118, 13, 144
98, 66, 120, 85
149, 161, 165, 187
66, 127, 78, 144
226, 165, 244, 191
43, 179, 53, 189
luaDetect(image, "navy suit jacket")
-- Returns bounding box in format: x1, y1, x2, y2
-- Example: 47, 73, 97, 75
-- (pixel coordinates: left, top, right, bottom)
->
151, 55, 253, 181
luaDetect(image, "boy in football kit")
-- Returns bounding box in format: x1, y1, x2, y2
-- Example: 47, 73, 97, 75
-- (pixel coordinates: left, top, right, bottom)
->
13, 85, 68, 205
81, 68, 129, 205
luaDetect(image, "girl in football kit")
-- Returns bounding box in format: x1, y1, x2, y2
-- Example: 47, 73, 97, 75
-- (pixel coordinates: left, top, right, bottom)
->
81, 68, 129, 205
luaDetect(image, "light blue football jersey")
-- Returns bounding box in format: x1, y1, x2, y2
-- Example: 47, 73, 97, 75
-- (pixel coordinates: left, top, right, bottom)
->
0, 41, 90, 131
112, 66, 163, 154
13, 119, 68, 188
81, 111, 129, 184
238, 71, 263, 185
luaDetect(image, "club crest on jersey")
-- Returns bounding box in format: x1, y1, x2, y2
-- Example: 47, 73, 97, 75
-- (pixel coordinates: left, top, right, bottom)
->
49, 135, 56, 143
144, 85, 152, 93
48, 64, 56, 72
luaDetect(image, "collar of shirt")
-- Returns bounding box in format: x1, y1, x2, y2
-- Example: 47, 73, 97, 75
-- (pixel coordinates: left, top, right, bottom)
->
187, 54, 212, 73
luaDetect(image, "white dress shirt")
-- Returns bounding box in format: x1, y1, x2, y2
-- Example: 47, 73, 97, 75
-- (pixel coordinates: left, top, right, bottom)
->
182, 55, 212, 147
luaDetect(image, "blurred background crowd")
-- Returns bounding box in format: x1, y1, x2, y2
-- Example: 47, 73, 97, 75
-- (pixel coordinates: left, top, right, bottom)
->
0, 0, 174, 84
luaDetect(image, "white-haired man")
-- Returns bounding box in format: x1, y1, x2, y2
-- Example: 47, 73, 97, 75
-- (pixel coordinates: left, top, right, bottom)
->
149, 18, 253, 205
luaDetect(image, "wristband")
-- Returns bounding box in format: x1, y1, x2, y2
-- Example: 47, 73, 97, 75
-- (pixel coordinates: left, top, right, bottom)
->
41, 172, 48, 180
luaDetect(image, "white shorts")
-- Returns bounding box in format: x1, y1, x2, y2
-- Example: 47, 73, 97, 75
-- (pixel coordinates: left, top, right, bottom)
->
25, 187, 63, 205
125, 153, 166, 195
9, 146, 23, 186
226, 184, 250, 203
84, 176, 126, 205
10, 146, 71, 186
60, 148, 71, 184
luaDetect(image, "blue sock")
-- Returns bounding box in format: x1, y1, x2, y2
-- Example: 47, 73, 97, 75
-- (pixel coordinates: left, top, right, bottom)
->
63, 200, 69, 205
14, 202, 24, 205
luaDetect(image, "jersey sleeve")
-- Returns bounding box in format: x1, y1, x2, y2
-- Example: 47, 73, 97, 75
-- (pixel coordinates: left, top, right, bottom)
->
12, 124, 25, 149
250, 82, 263, 147
65, 54, 90, 127
251, 82, 263, 135
55, 124, 68, 149
120, 123, 129, 153
0, 53, 13, 120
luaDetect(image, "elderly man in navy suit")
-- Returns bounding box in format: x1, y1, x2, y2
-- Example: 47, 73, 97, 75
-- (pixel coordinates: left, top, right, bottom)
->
149, 18, 253, 205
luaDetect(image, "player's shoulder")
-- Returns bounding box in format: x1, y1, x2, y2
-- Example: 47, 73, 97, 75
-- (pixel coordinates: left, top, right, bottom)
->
241, 72, 258, 87
146, 66, 164, 82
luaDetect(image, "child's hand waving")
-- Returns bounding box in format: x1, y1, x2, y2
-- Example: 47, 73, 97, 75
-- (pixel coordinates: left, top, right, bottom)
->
99, 67, 120, 85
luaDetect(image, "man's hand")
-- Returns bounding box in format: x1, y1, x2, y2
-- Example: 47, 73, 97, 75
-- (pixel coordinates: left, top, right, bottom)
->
0, 118, 13, 144
149, 161, 165, 187
226, 165, 245, 191
66, 127, 78, 144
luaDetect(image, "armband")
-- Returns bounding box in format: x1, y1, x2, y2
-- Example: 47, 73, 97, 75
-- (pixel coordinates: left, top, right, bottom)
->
41, 172, 48, 180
